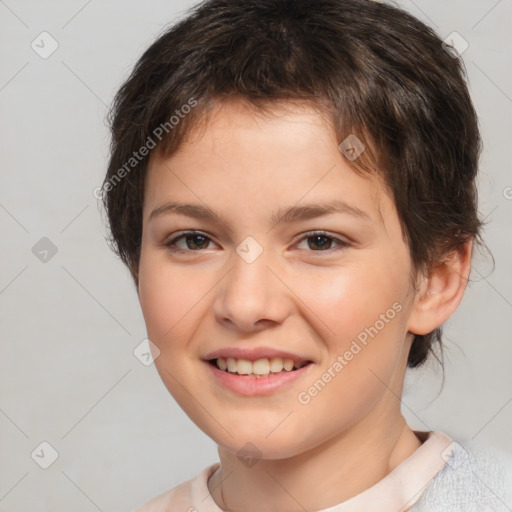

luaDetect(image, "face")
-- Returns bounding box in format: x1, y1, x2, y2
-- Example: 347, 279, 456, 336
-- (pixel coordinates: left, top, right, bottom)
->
138, 99, 418, 459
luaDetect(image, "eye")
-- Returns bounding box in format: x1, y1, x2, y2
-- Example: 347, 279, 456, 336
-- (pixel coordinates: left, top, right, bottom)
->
296, 231, 350, 252
161, 230, 350, 254
163, 231, 216, 252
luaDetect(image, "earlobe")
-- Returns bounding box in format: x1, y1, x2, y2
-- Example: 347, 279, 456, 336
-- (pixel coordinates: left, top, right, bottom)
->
407, 240, 473, 336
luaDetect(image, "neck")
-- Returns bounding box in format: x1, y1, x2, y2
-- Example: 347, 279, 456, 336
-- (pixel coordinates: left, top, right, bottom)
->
208, 410, 422, 512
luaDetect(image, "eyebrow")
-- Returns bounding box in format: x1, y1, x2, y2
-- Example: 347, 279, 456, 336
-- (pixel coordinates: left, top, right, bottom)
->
148, 199, 371, 228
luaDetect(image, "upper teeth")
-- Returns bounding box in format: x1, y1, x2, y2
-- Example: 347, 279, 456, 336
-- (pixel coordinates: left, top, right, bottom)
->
216, 357, 304, 375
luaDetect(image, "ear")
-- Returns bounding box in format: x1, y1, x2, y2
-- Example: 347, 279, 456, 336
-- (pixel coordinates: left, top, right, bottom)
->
407, 240, 473, 336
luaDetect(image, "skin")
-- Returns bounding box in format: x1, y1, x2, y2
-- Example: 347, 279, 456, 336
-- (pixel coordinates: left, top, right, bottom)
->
136, 99, 472, 511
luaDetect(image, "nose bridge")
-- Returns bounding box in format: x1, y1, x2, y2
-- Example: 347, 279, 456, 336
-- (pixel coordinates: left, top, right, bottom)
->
230, 236, 273, 301
214, 236, 286, 329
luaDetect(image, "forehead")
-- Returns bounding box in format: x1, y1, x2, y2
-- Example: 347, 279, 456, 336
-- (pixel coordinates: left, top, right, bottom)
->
144, 99, 392, 229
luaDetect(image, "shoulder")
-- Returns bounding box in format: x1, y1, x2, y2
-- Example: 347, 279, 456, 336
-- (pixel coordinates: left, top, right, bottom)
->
411, 437, 512, 512
131, 463, 220, 512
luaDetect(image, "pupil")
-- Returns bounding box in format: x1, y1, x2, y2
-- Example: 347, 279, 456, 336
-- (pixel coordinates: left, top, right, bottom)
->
310, 235, 330, 250
187, 234, 207, 250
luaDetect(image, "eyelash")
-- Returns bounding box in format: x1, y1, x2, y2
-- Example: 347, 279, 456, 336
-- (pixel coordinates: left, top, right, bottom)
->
162, 230, 351, 254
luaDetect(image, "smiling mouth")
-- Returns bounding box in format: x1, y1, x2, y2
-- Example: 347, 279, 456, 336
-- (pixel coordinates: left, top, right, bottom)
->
208, 357, 312, 378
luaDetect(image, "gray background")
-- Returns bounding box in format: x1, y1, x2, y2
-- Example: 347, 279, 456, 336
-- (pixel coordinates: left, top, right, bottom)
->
0, 0, 510, 511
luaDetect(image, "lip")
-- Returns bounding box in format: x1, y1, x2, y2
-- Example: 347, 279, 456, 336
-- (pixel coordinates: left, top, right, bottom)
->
205, 359, 313, 396
203, 346, 311, 365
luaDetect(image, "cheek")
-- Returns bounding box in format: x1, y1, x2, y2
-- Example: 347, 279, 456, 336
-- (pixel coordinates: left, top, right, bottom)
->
137, 250, 195, 343
296, 260, 407, 346
291, 267, 409, 435
137, 252, 205, 410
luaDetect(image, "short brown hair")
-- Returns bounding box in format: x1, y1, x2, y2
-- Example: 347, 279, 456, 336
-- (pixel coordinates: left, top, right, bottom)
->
102, 0, 483, 368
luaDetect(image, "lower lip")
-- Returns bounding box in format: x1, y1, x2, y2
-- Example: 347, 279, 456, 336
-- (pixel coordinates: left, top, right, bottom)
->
205, 361, 313, 396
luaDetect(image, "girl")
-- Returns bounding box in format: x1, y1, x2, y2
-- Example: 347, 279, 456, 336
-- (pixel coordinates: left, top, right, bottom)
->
100, 1, 512, 510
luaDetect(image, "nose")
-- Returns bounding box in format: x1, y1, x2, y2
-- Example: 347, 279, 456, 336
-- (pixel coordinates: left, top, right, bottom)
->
212, 246, 291, 333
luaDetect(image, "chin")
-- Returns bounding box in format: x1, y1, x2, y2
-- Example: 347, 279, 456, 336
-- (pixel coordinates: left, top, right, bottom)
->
210, 426, 313, 463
